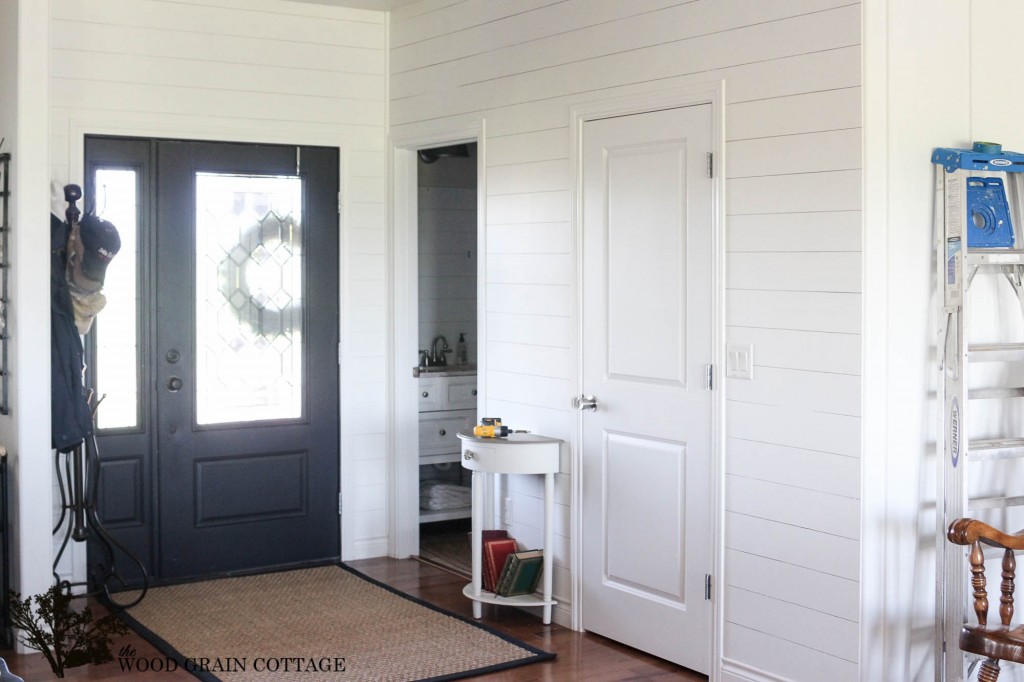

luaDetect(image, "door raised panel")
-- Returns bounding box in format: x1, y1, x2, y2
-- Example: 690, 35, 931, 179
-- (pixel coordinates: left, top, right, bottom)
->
606, 142, 687, 387
194, 451, 308, 526
603, 431, 686, 604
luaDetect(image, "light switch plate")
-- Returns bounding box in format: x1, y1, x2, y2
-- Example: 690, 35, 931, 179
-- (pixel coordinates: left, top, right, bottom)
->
726, 343, 754, 380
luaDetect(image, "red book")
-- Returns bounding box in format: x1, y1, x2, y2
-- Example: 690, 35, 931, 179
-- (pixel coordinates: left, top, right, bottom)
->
483, 538, 518, 593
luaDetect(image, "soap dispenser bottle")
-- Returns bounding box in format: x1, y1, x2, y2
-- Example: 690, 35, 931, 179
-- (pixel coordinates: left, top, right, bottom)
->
456, 333, 468, 365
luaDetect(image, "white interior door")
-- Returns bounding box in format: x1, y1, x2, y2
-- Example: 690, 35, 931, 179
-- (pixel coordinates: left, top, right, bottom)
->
580, 104, 714, 673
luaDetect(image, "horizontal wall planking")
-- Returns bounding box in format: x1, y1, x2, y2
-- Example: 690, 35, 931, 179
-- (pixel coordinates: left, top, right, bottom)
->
726, 588, 858, 662
418, 253, 476, 277
351, 150, 385, 177
51, 50, 385, 104
51, 21, 385, 77
348, 404, 386, 436
349, 305, 386, 335
512, 491, 571, 540
487, 191, 570, 224
487, 223, 570, 254
726, 512, 859, 581
390, 7, 859, 123
348, 280, 386, 306
726, 366, 861, 417
351, 176, 385, 204
347, 203, 387, 232
487, 254, 571, 285
727, 170, 861, 215
53, 0, 385, 49
417, 213, 477, 237
727, 437, 859, 499
418, 276, 477, 300
391, 0, 685, 70
169, 0, 385, 23
488, 312, 570, 348
727, 87, 861, 141
419, 186, 477, 209
487, 339, 572, 379
487, 283, 570, 317
390, 0, 566, 48
726, 475, 860, 539
346, 331, 386, 358
488, 159, 570, 196
484, 399, 572, 443
726, 290, 861, 334
727, 252, 861, 293
418, 299, 476, 323
727, 401, 860, 456
346, 355, 386, 384
725, 326, 860, 375
506, 468, 571, 506
726, 548, 858, 621
726, 128, 860, 178
51, 79, 385, 128
391, 2, 859, 101
349, 510, 387, 546
487, 128, 569, 166
351, 458, 386, 489
393, 45, 860, 137
727, 211, 861, 252
350, 482, 386, 513
724, 623, 858, 682
487, 369, 570, 411
349, 433, 386, 461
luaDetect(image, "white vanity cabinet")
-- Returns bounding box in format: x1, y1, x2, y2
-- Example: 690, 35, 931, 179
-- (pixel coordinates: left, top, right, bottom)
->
418, 371, 477, 522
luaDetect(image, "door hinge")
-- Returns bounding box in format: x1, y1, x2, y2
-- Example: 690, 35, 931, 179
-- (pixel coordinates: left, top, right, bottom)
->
707, 152, 713, 178
338, 342, 343, 365
705, 574, 712, 600
704, 364, 713, 390
338, 493, 343, 515
337, 191, 343, 215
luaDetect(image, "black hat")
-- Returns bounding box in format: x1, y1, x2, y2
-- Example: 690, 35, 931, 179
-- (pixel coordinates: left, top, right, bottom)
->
78, 213, 120, 284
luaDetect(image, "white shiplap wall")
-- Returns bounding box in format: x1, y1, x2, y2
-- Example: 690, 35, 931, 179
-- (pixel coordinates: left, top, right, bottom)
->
390, 1, 862, 679
48, 0, 390, 561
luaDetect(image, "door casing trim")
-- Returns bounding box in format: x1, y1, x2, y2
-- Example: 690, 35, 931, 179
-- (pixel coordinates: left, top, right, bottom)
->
568, 81, 726, 677
388, 117, 487, 559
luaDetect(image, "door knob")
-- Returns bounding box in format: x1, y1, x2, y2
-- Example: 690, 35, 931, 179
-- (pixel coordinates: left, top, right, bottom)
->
167, 376, 184, 392
574, 394, 598, 412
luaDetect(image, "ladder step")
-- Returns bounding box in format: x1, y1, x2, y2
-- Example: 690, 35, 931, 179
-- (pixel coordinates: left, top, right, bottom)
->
969, 438, 1024, 460
969, 387, 1024, 399
966, 250, 1024, 265
968, 343, 1024, 362
968, 495, 1024, 512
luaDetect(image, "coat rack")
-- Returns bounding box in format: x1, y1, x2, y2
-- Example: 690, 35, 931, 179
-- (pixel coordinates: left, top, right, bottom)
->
51, 184, 148, 608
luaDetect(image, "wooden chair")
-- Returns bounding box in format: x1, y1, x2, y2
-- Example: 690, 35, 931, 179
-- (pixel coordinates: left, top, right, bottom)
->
947, 518, 1024, 681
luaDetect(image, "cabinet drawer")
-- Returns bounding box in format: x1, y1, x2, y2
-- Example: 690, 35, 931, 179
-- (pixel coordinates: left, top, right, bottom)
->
418, 378, 443, 412
447, 380, 478, 410
419, 411, 475, 456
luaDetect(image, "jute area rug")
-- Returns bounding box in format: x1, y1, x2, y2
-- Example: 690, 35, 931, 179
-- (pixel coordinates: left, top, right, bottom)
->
115, 564, 554, 682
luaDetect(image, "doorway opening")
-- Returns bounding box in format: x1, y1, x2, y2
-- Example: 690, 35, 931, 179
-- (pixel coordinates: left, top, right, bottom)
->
413, 142, 479, 576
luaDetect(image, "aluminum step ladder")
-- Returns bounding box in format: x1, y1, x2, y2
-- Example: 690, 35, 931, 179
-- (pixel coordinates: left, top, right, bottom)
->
936, 142, 1024, 682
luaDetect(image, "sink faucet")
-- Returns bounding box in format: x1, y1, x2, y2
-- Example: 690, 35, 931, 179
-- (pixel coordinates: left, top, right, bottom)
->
430, 335, 451, 367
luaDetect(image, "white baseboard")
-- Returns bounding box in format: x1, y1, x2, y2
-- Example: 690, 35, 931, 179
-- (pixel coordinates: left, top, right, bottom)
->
347, 537, 389, 561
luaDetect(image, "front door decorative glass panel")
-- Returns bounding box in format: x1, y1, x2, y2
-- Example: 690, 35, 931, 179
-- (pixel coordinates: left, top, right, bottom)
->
195, 173, 303, 425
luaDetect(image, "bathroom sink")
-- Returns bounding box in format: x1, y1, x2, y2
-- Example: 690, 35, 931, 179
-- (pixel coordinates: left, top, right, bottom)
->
412, 364, 477, 377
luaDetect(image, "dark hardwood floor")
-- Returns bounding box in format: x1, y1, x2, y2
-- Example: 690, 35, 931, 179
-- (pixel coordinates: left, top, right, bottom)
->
0, 558, 707, 681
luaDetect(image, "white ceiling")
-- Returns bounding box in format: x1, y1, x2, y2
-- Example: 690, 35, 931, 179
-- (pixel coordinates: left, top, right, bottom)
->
291, 0, 422, 10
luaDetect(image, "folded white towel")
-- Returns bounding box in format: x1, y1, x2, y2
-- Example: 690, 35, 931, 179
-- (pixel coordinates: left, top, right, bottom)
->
419, 483, 471, 511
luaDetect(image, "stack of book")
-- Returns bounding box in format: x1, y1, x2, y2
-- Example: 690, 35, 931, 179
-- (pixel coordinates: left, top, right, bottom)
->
480, 530, 544, 597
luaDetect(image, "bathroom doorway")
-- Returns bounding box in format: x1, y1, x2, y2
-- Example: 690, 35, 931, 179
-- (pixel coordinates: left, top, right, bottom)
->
413, 142, 479, 575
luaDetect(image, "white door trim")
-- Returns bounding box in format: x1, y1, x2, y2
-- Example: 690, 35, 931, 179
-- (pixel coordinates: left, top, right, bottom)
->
388, 117, 486, 559
568, 82, 726, 675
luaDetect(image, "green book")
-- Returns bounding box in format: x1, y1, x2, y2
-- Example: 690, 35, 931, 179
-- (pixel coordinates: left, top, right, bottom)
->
496, 549, 543, 597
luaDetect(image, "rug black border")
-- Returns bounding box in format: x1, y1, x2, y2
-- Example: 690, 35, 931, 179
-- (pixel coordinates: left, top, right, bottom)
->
110, 561, 556, 682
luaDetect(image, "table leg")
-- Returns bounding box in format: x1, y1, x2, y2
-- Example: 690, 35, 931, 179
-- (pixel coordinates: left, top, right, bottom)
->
471, 469, 483, 619
543, 471, 554, 625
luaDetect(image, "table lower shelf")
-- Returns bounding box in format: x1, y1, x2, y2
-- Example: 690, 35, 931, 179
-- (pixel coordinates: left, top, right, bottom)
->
462, 583, 557, 608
